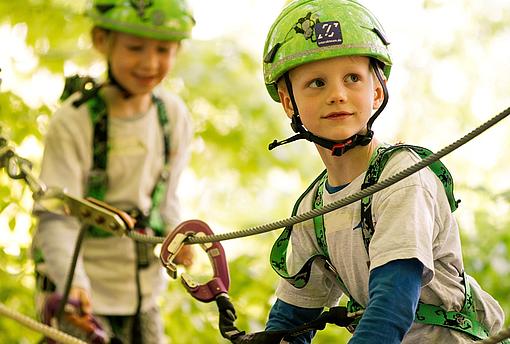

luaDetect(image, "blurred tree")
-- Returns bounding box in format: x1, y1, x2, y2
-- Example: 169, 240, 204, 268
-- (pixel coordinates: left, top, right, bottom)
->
1, 0, 509, 343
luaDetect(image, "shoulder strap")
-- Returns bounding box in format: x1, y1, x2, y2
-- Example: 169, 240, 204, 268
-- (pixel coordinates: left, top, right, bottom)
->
84, 93, 171, 237
84, 93, 111, 237
270, 170, 328, 288
269, 170, 359, 306
85, 94, 109, 201
310, 171, 365, 315
145, 95, 171, 236
359, 144, 460, 251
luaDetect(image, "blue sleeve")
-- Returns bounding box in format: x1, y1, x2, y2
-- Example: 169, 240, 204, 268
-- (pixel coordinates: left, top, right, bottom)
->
266, 298, 323, 344
349, 258, 423, 344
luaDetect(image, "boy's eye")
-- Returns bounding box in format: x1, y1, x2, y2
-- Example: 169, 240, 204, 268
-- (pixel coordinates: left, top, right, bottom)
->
126, 45, 143, 51
157, 46, 171, 53
345, 74, 360, 83
309, 79, 326, 88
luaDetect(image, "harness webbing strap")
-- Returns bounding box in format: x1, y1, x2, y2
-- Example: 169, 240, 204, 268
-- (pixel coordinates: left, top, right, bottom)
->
85, 93, 171, 237
313, 173, 329, 258
86, 95, 108, 202
415, 273, 489, 340
269, 170, 325, 288
359, 144, 459, 252
269, 171, 358, 310
225, 305, 355, 344
146, 96, 170, 234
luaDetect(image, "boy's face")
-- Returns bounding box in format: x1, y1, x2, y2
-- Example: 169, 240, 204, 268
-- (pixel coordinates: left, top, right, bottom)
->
95, 30, 180, 96
279, 56, 384, 142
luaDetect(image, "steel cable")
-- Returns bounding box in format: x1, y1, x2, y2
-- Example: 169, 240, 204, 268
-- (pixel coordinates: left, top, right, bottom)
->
128, 105, 510, 245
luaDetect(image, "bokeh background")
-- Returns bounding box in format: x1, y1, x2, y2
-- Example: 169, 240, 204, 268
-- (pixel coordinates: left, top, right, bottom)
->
1, 0, 510, 342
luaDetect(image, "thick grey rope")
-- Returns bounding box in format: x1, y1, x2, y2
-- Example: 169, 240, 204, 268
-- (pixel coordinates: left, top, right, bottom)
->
129, 105, 510, 245
0, 302, 87, 344
126, 107, 510, 344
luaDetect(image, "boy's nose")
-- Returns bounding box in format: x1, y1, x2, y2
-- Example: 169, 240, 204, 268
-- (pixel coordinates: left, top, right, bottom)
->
140, 49, 159, 69
327, 83, 347, 104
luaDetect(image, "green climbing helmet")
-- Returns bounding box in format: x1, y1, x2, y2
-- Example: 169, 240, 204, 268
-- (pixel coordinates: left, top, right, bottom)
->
87, 0, 195, 41
263, 0, 392, 102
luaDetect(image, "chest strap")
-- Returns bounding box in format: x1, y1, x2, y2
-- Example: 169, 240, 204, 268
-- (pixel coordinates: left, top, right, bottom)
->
85, 93, 171, 237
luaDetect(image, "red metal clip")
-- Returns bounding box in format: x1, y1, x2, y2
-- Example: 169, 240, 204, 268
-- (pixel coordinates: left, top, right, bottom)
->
331, 139, 353, 156
160, 219, 230, 303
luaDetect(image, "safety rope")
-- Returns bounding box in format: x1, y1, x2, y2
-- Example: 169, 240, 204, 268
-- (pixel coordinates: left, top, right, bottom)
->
128, 105, 510, 245
0, 302, 87, 344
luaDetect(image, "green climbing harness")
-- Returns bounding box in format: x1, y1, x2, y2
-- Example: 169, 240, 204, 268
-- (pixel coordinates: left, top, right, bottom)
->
83, 90, 171, 237
33, 76, 173, 287
58, 74, 172, 237
270, 144, 493, 341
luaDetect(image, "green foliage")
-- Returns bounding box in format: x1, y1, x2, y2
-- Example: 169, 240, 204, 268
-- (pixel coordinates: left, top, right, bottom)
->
0, 246, 40, 343
458, 186, 510, 319
174, 39, 285, 178
1, 91, 49, 142
1, 0, 510, 343
0, 0, 91, 73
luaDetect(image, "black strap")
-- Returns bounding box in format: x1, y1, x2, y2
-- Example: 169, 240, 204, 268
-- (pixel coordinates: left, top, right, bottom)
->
224, 306, 354, 344
216, 295, 245, 340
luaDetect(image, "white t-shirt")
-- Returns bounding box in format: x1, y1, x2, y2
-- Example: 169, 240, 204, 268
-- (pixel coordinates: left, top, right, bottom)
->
32, 89, 193, 315
276, 149, 505, 343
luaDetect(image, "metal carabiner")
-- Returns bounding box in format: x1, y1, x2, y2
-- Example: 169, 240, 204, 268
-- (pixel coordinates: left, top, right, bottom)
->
160, 219, 230, 303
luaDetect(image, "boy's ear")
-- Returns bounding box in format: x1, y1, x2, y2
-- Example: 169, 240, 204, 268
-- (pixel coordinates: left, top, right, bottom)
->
278, 87, 294, 119
373, 78, 386, 110
91, 27, 110, 54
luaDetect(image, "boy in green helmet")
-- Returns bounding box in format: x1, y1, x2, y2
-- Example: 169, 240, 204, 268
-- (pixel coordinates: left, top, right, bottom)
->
31, 0, 195, 342
262, 0, 506, 343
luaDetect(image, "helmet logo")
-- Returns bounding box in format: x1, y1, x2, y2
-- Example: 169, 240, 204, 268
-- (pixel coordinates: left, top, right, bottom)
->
152, 11, 166, 26
315, 21, 343, 47
293, 12, 319, 41
130, 0, 154, 19
294, 12, 343, 47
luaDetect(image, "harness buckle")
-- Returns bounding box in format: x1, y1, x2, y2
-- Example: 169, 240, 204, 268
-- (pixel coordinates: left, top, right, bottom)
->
160, 220, 230, 302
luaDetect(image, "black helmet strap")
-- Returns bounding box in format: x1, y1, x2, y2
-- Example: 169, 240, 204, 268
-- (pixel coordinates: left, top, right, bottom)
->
107, 64, 132, 98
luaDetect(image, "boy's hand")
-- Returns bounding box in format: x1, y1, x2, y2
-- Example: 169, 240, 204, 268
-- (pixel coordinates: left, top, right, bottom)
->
69, 286, 92, 315
173, 244, 193, 267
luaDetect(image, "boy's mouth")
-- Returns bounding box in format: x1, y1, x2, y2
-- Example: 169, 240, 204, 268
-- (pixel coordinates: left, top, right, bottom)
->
323, 111, 352, 119
134, 75, 158, 85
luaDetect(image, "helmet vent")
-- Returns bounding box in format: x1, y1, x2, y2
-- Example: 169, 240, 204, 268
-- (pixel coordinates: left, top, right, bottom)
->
264, 42, 281, 64
372, 27, 390, 46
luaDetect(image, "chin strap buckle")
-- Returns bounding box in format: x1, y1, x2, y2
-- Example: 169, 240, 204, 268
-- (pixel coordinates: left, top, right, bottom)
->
331, 139, 353, 156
